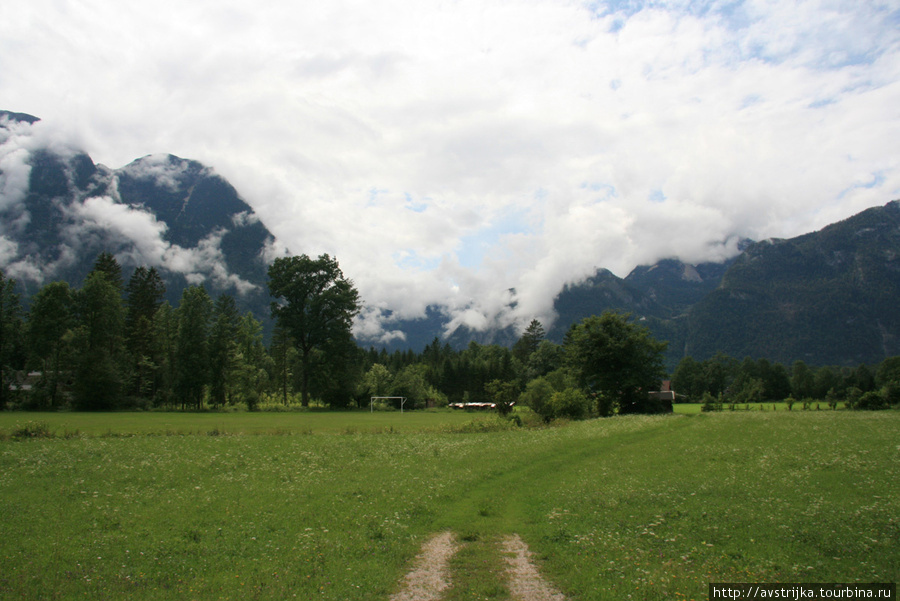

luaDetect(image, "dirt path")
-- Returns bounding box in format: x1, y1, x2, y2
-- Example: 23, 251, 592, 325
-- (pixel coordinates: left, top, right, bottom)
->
389, 531, 457, 601
501, 534, 568, 601
390, 532, 567, 601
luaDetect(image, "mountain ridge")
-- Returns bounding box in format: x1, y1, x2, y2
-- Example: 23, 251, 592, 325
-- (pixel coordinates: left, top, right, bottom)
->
3, 110, 899, 368
0, 111, 276, 325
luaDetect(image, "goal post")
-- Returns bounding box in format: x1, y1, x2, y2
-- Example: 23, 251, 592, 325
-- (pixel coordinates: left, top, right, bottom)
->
369, 396, 408, 413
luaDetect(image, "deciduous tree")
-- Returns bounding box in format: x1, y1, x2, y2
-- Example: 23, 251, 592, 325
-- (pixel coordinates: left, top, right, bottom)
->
268, 254, 360, 407
564, 312, 668, 414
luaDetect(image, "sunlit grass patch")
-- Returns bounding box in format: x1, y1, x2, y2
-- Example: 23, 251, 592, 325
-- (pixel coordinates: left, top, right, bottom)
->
0, 410, 896, 600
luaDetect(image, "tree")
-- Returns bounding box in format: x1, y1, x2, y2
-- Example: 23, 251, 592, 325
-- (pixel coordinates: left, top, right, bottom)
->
791, 360, 815, 399
26, 281, 75, 409
485, 379, 518, 416
520, 377, 555, 420
90, 251, 123, 292
152, 302, 179, 407
208, 294, 240, 407
564, 312, 668, 414
548, 387, 591, 420
231, 312, 269, 410
0, 270, 23, 410
390, 363, 445, 409
875, 356, 900, 388
269, 323, 296, 405
175, 286, 213, 410
268, 254, 360, 407
73, 271, 126, 410
124, 266, 166, 399
308, 327, 364, 408
672, 356, 706, 402
703, 353, 739, 398
512, 319, 545, 364
362, 363, 393, 399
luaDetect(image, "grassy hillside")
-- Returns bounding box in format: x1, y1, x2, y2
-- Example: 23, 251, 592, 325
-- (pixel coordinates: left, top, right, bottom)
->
1, 411, 897, 600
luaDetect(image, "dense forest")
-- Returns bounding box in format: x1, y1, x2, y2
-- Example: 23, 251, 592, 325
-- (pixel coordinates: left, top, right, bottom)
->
1, 252, 898, 418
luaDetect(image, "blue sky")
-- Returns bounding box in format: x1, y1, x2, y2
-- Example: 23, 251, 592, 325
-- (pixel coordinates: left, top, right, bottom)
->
2, 0, 899, 343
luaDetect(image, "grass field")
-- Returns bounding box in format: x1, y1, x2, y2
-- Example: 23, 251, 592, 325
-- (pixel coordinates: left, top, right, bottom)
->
1, 409, 897, 600
0, 408, 480, 437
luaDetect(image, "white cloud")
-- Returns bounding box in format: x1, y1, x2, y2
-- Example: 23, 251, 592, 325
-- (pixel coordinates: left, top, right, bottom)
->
119, 153, 201, 192
2, 0, 899, 342
71, 195, 258, 294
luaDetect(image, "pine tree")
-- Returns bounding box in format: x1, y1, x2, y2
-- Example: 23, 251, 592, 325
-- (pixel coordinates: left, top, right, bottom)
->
208, 294, 240, 407
175, 286, 213, 410
124, 266, 166, 399
73, 271, 126, 410
0, 270, 23, 410
26, 281, 75, 409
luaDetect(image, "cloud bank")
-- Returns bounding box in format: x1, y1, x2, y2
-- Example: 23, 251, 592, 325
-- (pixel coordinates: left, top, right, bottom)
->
2, 0, 899, 341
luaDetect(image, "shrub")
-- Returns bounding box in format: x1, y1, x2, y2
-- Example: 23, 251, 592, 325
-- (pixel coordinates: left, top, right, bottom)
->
701, 392, 721, 412
548, 388, 590, 420
11, 421, 53, 439
855, 390, 889, 411
520, 377, 555, 419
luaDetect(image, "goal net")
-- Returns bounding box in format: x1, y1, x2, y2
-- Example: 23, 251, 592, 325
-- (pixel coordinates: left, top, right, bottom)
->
369, 396, 408, 413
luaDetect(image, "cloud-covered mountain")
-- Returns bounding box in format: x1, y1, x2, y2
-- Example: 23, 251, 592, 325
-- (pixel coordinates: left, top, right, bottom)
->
683, 201, 900, 367
4, 110, 899, 369
548, 202, 900, 369
0, 110, 278, 317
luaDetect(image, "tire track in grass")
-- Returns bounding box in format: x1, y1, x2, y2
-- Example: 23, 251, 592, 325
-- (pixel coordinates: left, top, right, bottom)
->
502, 534, 567, 601
391, 532, 568, 601
390, 531, 458, 601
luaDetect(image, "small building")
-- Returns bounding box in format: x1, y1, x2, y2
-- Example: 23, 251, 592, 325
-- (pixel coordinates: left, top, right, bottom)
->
648, 380, 675, 413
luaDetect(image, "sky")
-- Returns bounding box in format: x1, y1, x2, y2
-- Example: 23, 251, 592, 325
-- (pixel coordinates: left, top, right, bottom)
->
2, 0, 899, 344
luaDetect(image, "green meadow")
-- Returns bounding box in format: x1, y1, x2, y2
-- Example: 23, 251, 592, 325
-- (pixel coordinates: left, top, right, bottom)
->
1, 410, 897, 600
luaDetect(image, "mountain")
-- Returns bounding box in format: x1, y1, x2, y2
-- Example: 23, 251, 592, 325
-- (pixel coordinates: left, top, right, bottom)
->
549, 202, 900, 369
684, 201, 900, 366
0, 110, 277, 324
4, 110, 899, 368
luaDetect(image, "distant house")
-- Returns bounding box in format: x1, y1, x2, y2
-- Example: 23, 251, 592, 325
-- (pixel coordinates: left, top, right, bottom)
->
9, 371, 42, 393
449, 402, 509, 410
648, 380, 676, 413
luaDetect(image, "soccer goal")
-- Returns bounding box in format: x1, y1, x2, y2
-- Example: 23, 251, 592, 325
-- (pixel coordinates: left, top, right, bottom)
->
370, 396, 408, 413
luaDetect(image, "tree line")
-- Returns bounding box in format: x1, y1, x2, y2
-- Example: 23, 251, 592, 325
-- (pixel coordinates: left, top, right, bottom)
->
1, 251, 897, 416
672, 353, 900, 410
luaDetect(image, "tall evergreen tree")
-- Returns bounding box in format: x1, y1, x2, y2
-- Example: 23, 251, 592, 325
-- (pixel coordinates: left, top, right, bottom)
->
208, 294, 240, 407
26, 281, 75, 409
175, 286, 212, 410
0, 270, 23, 410
152, 302, 179, 408
124, 266, 166, 399
512, 319, 546, 364
73, 271, 126, 410
90, 252, 124, 292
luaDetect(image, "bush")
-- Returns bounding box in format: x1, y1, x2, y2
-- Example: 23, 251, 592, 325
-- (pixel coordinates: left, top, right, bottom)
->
701, 392, 722, 412
854, 390, 889, 411
882, 381, 900, 406
520, 377, 555, 419
11, 421, 53, 439
548, 388, 590, 420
